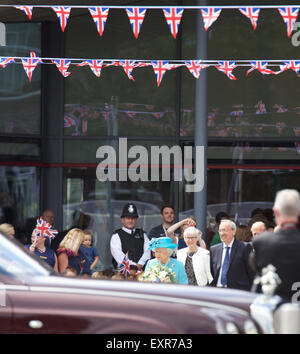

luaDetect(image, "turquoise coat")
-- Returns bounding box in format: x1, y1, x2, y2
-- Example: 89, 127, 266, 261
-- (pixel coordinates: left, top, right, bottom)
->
145, 258, 188, 285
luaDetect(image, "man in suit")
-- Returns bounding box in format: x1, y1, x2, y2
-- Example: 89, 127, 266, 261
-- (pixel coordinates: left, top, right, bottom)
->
251, 189, 300, 301
210, 219, 254, 290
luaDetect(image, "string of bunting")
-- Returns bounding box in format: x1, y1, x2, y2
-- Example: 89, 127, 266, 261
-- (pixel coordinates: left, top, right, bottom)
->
1, 52, 300, 86
3, 5, 300, 38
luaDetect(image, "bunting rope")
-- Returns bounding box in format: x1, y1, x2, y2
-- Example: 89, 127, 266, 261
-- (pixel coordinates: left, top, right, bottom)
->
2, 5, 300, 38
1, 53, 300, 86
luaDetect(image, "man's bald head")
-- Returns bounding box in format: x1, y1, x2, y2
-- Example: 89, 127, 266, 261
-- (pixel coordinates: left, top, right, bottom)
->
251, 221, 266, 238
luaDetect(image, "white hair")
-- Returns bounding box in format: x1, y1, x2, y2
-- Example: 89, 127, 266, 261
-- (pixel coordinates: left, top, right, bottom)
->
220, 219, 236, 231
183, 226, 200, 239
274, 189, 300, 217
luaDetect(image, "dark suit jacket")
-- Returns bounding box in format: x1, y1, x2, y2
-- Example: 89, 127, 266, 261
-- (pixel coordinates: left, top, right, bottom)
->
210, 238, 254, 291
252, 228, 300, 301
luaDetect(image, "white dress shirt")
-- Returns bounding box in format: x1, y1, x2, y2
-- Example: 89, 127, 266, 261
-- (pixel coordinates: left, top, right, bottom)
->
110, 226, 150, 267
216, 239, 234, 287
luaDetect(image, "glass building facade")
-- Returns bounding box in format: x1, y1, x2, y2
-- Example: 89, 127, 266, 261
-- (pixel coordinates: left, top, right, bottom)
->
1, 1, 300, 268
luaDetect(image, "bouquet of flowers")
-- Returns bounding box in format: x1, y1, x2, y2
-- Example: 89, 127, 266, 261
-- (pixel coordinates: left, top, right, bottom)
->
138, 263, 177, 284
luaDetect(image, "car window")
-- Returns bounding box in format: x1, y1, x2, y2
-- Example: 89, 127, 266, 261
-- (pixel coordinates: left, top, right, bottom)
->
0, 233, 50, 278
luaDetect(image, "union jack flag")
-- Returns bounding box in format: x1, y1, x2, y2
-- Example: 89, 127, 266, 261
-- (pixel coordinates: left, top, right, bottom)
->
274, 104, 288, 113
163, 7, 184, 39
278, 7, 299, 37
119, 251, 131, 277
77, 60, 103, 77
52, 59, 71, 77
200, 7, 222, 31
15, 6, 33, 20
35, 218, 58, 240
277, 61, 300, 75
52, 6, 71, 32
119, 60, 136, 81
0, 57, 15, 68
151, 61, 170, 87
21, 51, 42, 82
88, 7, 109, 37
255, 100, 267, 114
64, 114, 76, 128
246, 61, 275, 76
185, 60, 209, 79
230, 109, 244, 117
215, 61, 237, 80
239, 7, 260, 30
102, 104, 112, 121
125, 7, 147, 39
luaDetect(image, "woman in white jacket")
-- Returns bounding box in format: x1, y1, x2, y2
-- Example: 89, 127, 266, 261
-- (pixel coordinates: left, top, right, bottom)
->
177, 226, 213, 286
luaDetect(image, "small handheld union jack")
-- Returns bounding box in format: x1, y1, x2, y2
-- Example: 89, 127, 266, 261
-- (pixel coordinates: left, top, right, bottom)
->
35, 218, 58, 240
125, 7, 147, 39
163, 7, 184, 39
119, 251, 131, 277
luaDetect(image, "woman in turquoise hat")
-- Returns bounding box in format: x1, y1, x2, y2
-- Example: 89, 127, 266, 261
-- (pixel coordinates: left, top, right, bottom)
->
143, 237, 188, 285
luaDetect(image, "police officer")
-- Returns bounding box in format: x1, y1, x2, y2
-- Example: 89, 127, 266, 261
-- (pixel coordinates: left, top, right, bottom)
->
110, 203, 150, 271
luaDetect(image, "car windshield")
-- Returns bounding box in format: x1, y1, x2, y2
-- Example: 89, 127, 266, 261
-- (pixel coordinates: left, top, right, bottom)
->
0, 233, 50, 279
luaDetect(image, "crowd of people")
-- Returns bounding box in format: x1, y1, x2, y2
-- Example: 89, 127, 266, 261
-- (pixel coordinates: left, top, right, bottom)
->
1, 189, 300, 302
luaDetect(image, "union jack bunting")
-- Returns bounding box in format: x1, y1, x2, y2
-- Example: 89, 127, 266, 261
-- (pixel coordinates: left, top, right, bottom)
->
278, 7, 299, 37
125, 7, 147, 39
119, 60, 136, 81
52, 59, 72, 77
255, 100, 267, 114
215, 61, 237, 80
163, 7, 184, 39
64, 114, 76, 128
14, 6, 33, 20
200, 7, 222, 31
35, 218, 58, 240
52, 6, 71, 32
239, 7, 260, 30
77, 60, 103, 77
230, 109, 244, 117
21, 51, 42, 82
151, 61, 170, 87
274, 104, 288, 113
185, 60, 209, 79
88, 7, 109, 37
246, 61, 275, 76
277, 60, 300, 74
119, 251, 131, 277
0, 57, 15, 68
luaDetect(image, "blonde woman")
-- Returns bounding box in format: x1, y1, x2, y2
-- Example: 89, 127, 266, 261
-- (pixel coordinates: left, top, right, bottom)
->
0, 223, 15, 239
57, 228, 88, 275
177, 227, 213, 286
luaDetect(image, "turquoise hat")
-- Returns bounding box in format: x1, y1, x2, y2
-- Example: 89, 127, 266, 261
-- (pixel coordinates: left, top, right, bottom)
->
149, 236, 177, 250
